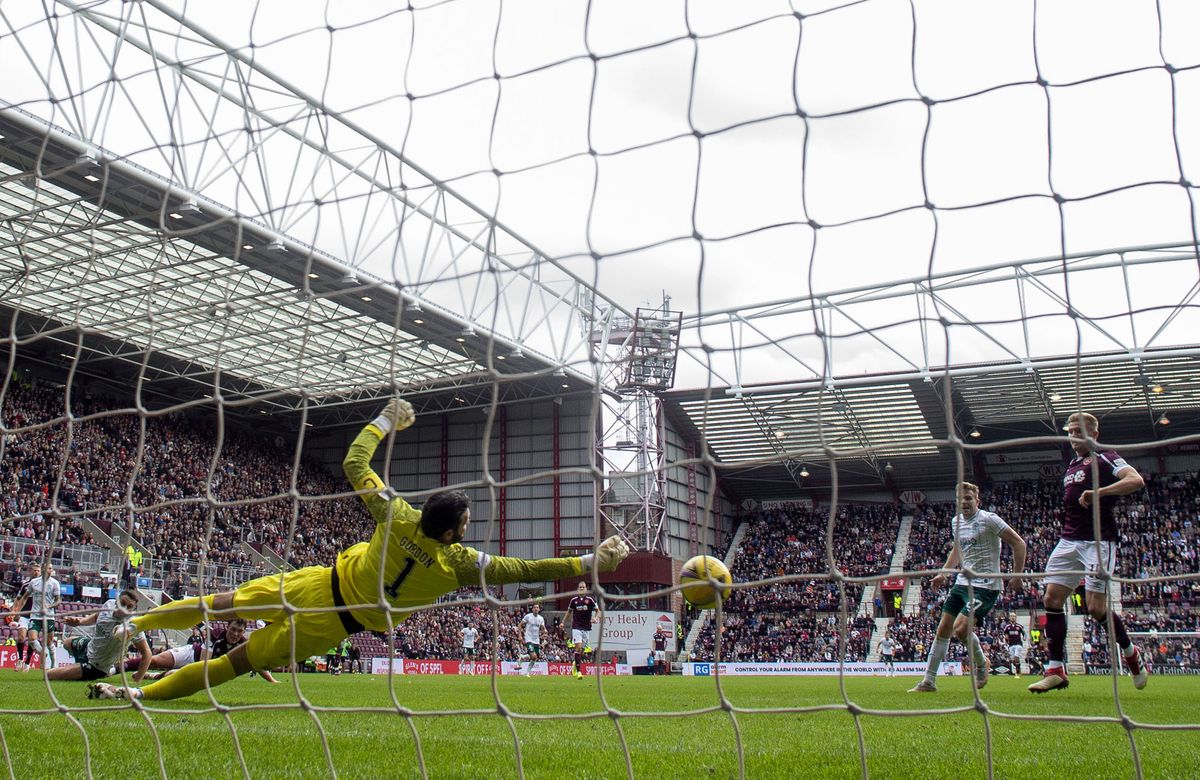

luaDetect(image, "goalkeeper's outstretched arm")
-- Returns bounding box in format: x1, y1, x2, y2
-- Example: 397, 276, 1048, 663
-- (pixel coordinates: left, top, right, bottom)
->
449, 536, 631, 588
343, 398, 420, 523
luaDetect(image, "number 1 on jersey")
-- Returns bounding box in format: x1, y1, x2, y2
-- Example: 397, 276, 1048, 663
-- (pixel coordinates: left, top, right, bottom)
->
385, 556, 416, 598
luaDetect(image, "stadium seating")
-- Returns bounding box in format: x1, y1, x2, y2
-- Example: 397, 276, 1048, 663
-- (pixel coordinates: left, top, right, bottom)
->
691, 503, 898, 663
4, 381, 1198, 668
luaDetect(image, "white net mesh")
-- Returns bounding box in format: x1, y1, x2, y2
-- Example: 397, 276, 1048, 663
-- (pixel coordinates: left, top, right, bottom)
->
2, 1, 1200, 778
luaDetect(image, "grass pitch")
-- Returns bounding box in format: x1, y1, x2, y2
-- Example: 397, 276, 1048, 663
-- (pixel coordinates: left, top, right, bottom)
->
1, 670, 1197, 779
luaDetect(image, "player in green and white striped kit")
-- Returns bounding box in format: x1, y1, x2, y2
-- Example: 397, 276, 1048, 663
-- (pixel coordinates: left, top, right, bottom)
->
909, 482, 1026, 693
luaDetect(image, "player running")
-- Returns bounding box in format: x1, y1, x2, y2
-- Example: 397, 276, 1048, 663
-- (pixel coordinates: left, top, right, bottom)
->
9, 562, 62, 672
50, 589, 152, 682
564, 582, 600, 679
1002, 614, 1026, 677
1029, 412, 1148, 694
88, 398, 629, 701
909, 482, 1026, 693
519, 604, 545, 676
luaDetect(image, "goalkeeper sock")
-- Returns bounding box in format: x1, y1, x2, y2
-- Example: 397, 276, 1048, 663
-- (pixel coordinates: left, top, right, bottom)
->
138, 655, 238, 701
133, 595, 218, 632
15, 640, 25, 663
967, 632, 986, 670
924, 637, 950, 682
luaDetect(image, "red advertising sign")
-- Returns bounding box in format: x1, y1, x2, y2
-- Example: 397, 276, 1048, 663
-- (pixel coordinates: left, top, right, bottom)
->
0, 646, 41, 669
402, 659, 458, 675
387, 658, 629, 676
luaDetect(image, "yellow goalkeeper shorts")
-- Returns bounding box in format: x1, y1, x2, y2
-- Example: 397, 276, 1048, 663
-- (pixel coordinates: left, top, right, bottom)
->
233, 566, 350, 670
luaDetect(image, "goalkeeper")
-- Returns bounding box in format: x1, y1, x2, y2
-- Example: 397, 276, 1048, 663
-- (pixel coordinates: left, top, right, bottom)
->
89, 398, 630, 701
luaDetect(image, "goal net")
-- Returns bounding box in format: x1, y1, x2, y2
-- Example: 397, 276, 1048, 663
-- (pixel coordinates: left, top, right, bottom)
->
1, 1, 1199, 778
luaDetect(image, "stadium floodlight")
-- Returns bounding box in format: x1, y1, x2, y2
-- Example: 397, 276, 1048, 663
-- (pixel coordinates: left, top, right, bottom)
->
969, 428, 982, 438
799, 465, 810, 478
1158, 414, 1170, 426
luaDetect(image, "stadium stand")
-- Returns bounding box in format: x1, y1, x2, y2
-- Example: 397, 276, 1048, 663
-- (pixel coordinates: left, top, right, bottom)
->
5, 381, 1199, 669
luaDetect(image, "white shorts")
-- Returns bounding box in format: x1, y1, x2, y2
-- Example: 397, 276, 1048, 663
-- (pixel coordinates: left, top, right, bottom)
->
571, 629, 590, 647
15, 617, 30, 630
1008, 645, 1025, 659
1044, 539, 1117, 593
654, 650, 666, 661
167, 646, 198, 669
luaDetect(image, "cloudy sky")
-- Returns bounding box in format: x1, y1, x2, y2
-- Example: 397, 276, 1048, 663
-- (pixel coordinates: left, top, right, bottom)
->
3, 0, 1199, 391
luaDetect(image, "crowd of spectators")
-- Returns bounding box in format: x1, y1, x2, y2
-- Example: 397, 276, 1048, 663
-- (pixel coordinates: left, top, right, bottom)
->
880, 610, 1010, 664
364, 597, 574, 662
2, 380, 372, 579
1083, 608, 1200, 671
691, 503, 897, 662
1117, 472, 1200, 607
726, 503, 899, 612
692, 612, 875, 663
6, 375, 1200, 670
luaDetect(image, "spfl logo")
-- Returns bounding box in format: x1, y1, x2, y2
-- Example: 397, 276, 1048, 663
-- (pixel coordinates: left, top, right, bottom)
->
693, 663, 712, 676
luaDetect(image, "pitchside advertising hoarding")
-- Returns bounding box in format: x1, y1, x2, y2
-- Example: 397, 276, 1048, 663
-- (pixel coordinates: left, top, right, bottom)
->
682, 661, 964, 676
588, 610, 676, 654
0, 645, 73, 670
369, 658, 633, 676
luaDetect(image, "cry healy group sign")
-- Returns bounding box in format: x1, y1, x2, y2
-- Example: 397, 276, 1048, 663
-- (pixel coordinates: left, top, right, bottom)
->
580, 611, 677, 654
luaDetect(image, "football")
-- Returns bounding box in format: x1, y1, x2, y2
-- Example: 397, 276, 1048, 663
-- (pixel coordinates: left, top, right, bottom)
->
679, 555, 732, 609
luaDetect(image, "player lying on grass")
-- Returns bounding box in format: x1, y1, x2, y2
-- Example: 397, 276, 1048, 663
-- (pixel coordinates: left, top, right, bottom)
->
89, 397, 630, 701
909, 482, 1026, 693
119, 619, 279, 683
48, 589, 153, 682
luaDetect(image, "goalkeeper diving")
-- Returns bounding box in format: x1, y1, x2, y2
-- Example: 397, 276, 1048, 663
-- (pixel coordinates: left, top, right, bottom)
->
89, 398, 630, 701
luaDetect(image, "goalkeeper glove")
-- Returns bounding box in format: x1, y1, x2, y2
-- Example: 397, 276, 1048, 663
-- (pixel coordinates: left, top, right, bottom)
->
370, 398, 416, 434
580, 535, 630, 573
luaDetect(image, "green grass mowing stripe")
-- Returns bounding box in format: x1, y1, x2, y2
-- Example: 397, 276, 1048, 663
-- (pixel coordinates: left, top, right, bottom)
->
2, 672, 1198, 779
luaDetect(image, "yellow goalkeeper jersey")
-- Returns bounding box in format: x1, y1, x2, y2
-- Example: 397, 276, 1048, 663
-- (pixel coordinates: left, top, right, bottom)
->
338, 424, 581, 631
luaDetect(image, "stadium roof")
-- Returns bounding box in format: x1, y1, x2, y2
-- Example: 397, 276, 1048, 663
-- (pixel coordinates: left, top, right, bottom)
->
664, 348, 1200, 499
0, 106, 603, 427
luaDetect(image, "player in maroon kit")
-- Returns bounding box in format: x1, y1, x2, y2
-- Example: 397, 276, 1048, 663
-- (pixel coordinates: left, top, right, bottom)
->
139, 619, 280, 683
564, 582, 600, 679
652, 626, 669, 676
1002, 615, 1026, 677
1029, 412, 1148, 693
